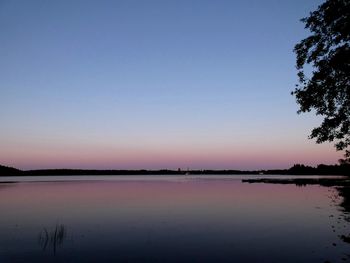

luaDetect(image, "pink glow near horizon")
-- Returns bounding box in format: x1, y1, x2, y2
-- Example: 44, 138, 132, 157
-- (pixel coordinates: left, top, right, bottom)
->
0, 138, 341, 170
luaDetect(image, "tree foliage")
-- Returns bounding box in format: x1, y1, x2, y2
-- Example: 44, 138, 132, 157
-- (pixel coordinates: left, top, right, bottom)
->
292, 0, 350, 160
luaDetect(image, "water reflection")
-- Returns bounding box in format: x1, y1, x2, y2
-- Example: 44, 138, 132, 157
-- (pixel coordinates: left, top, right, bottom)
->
337, 186, 350, 244
0, 176, 349, 263
38, 224, 67, 255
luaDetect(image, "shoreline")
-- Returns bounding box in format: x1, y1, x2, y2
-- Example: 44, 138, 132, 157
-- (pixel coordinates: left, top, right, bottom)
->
242, 177, 350, 187
1, 164, 349, 176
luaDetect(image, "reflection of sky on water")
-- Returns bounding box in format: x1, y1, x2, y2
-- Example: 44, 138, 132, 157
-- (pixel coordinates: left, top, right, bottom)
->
0, 176, 349, 262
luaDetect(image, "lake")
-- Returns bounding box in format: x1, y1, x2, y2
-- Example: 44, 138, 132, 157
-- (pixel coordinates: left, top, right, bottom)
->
0, 175, 349, 262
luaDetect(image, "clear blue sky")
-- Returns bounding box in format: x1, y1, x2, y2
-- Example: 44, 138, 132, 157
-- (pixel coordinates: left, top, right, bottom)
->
0, 0, 341, 170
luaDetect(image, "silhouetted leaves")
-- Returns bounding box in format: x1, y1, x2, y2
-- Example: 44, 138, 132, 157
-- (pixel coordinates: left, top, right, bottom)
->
292, 0, 350, 160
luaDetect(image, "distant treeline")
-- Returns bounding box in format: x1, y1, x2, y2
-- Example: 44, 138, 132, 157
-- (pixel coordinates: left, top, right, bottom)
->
0, 163, 348, 176
273, 164, 349, 175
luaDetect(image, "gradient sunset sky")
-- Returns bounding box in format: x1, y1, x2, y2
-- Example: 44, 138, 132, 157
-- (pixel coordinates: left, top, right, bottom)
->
0, 0, 342, 170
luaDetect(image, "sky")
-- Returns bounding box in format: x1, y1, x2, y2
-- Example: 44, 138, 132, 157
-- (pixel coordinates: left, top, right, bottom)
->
0, 0, 342, 170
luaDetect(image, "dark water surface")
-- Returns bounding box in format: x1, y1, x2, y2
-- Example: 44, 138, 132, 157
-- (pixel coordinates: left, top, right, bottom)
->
0, 175, 349, 262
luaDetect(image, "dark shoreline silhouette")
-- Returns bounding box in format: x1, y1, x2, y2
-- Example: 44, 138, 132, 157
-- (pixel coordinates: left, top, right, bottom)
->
0, 163, 349, 176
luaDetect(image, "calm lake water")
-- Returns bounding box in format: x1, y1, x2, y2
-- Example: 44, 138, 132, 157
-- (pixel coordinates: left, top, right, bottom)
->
0, 175, 349, 262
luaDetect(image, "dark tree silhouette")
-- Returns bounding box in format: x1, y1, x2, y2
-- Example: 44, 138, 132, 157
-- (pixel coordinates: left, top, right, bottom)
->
292, 0, 350, 161
0, 164, 22, 175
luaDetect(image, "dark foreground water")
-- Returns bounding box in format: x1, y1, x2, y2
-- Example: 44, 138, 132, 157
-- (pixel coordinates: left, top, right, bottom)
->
0, 175, 349, 263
